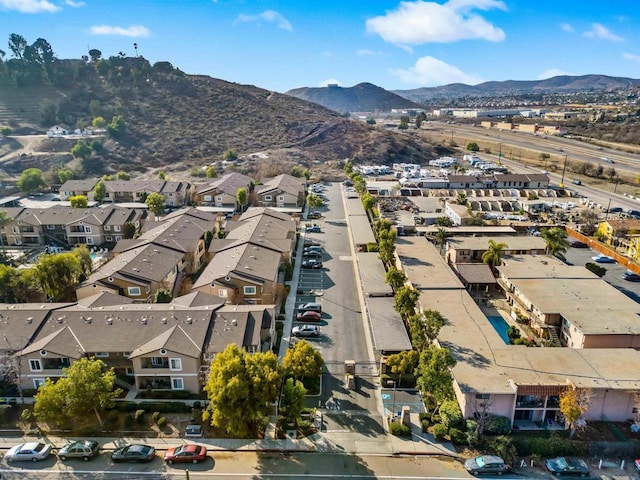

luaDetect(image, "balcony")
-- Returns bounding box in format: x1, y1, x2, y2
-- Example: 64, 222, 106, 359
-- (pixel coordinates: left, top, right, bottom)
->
516, 395, 544, 408
139, 376, 171, 390
140, 357, 169, 369
42, 358, 71, 370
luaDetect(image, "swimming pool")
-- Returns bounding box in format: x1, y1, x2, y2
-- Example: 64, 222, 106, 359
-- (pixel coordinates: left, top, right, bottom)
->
90, 253, 99, 260
487, 316, 511, 344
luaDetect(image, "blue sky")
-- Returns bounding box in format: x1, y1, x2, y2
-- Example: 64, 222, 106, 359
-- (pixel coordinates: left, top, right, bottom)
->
1, 0, 640, 92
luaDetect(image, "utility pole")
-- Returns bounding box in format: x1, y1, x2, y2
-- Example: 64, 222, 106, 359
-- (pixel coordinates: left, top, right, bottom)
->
559, 155, 568, 188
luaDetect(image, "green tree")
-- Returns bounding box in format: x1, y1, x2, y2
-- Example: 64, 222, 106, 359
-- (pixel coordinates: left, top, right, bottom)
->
416, 346, 456, 412
69, 195, 88, 208
290, 165, 304, 178
385, 266, 407, 292
56, 168, 74, 184
559, 385, 592, 439
13, 268, 44, 302
203, 230, 214, 250
8, 33, 27, 59
386, 350, 419, 386
145, 192, 166, 216
436, 227, 450, 253
35, 252, 82, 301
33, 357, 121, 427
361, 192, 375, 212
424, 309, 446, 342
306, 194, 324, 210
40, 99, 58, 125
378, 228, 396, 265
236, 187, 248, 212
204, 344, 282, 437
455, 192, 467, 205
71, 139, 92, 161
366, 118, 376, 125
0, 264, 17, 302
435, 216, 453, 227
440, 400, 464, 429
93, 180, 106, 203
222, 149, 238, 161
107, 115, 126, 139
585, 262, 606, 277
394, 285, 419, 318
343, 161, 353, 175
407, 314, 427, 352
157, 170, 167, 180
507, 325, 521, 344
0, 210, 10, 249
73, 244, 93, 279
154, 288, 172, 303
205, 166, 217, 178
482, 240, 507, 271
116, 170, 130, 180
540, 227, 569, 260
466, 142, 480, 152
282, 340, 323, 382
0, 126, 12, 138
91, 116, 107, 129
17, 168, 45, 192
279, 378, 307, 426
123, 221, 136, 239
88, 49, 102, 62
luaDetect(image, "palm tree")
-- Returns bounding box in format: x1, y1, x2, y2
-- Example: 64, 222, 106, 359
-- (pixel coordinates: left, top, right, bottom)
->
436, 227, 450, 253
541, 227, 569, 260
482, 240, 507, 272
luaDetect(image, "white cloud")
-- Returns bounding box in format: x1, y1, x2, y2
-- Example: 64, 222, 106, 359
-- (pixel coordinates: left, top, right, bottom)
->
366, 0, 505, 46
356, 49, 384, 56
537, 68, 574, 80
390, 56, 482, 86
0, 0, 60, 13
235, 10, 293, 31
90, 25, 151, 37
583, 23, 623, 42
560, 22, 574, 33
65, 0, 85, 6
319, 79, 340, 87
623, 52, 640, 63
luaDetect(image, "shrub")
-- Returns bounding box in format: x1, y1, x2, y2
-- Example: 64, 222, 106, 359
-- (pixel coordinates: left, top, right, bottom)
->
123, 414, 134, 429
440, 400, 464, 429
134, 409, 145, 425
103, 410, 119, 430
512, 435, 587, 458
389, 421, 411, 436
152, 411, 161, 422
112, 401, 138, 413
157, 416, 167, 428
449, 427, 467, 444
138, 401, 190, 413
484, 415, 512, 435
431, 414, 441, 424
421, 419, 430, 433
432, 423, 448, 441
418, 412, 430, 423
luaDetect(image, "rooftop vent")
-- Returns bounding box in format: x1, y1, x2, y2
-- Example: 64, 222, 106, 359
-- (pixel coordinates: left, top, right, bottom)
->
231, 319, 238, 326
106, 317, 113, 325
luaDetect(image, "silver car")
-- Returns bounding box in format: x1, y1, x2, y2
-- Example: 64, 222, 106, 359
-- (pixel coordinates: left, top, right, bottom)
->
58, 440, 100, 461
5, 442, 52, 462
292, 324, 320, 337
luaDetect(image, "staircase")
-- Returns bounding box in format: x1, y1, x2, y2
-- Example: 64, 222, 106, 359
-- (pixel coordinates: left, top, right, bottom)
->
548, 328, 560, 345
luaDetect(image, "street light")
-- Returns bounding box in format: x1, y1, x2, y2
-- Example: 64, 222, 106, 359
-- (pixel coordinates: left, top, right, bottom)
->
391, 380, 397, 419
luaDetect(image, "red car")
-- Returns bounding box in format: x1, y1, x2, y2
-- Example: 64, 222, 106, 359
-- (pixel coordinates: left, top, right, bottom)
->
164, 445, 208, 464
296, 310, 322, 322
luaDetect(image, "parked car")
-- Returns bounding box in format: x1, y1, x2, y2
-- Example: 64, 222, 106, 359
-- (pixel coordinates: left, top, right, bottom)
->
164, 445, 207, 464
628, 209, 640, 219
296, 310, 322, 322
635, 458, 640, 471
622, 271, 640, 282
304, 245, 322, 253
306, 225, 321, 233
572, 179, 582, 185
184, 424, 203, 437
464, 455, 509, 476
608, 207, 623, 214
292, 324, 320, 337
58, 440, 100, 461
111, 444, 156, 463
303, 250, 322, 259
545, 457, 589, 477
5, 442, 52, 462
308, 212, 322, 219
298, 302, 322, 313
592, 254, 615, 263
569, 240, 588, 248
301, 259, 323, 269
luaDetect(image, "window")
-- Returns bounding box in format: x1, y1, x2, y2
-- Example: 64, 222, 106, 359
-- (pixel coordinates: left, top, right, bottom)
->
29, 359, 42, 371
85, 226, 92, 233
169, 358, 182, 371
278, 196, 285, 202
47, 224, 55, 230
475, 393, 490, 400
151, 357, 164, 366
216, 196, 222, 202
114, 225, 121, 232
33, 378, 45, 389
172, 378, 184, 390
95, 352, 109, 358
243, 286, 257, 295
106, 236, 113, 242
86, 237, 94, 245
264, 195, 272, 201
115, 235, 122, 241
128, 287, 142, 296
218, 289, 228, 298
104, 225, 111, 231
204, 195, 212, 202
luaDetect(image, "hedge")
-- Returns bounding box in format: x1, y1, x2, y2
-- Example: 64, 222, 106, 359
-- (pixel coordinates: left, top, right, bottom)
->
137, 401, 191, 413
432, 423, 448, 441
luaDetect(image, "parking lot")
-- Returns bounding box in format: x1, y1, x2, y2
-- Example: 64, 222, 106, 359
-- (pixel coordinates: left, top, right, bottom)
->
565, 238, 640, 302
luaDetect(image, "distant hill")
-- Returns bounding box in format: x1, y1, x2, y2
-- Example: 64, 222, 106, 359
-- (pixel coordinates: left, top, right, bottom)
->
286, 82, 424, 114
392, 74, 640, 103
0, 58, 436, 177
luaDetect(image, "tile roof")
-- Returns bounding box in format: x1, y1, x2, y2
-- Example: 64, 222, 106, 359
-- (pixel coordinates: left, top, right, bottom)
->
238, 207, 293, 222
59, 178, 100, 192
195, 173, 253, 195
256, 174, 305, 196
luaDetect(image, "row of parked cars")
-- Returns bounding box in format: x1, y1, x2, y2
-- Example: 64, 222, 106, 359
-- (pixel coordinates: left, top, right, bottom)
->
465, 455, 592, 476
4, 440, 208, 465
293, 301, 322, 337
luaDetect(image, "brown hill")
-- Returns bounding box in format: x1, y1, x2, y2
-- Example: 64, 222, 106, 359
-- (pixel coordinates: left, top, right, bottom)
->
0, 60, 435, 179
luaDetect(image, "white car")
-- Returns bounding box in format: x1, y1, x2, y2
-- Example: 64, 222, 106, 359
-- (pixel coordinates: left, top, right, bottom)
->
292, 325, 320, 337
5, 442, 52, 462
